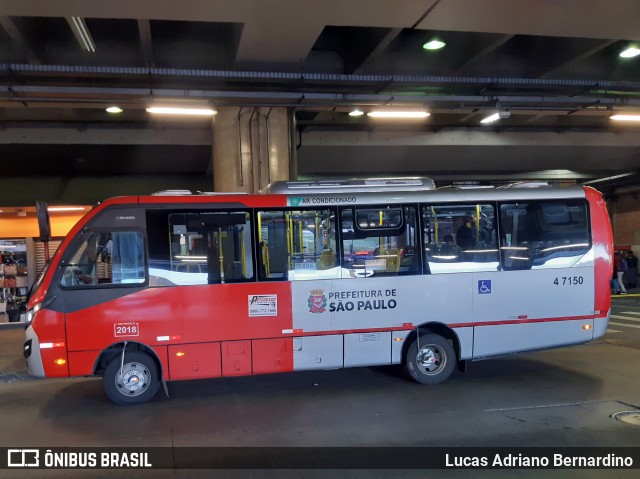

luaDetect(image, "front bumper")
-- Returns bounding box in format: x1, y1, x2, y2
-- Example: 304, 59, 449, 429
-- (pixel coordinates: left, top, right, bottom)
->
24, 326, 45, 378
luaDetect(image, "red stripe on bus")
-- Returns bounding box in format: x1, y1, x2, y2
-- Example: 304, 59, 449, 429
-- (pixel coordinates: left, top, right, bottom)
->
139, 194, 288, 208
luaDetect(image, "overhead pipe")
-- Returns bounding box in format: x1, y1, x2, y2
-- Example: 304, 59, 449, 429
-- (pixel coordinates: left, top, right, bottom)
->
4, 85, 640, 110
247, 108, 258, 195
236, 107, 244, 187
264, 107, 273, 187
5, 63, 640, 91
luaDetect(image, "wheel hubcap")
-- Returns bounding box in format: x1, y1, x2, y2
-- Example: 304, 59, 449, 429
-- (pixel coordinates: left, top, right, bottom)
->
416, 344, 446, 376
115, 362, 150, 397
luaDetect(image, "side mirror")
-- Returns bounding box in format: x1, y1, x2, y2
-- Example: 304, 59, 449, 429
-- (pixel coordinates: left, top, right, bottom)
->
36, 201, 51, 242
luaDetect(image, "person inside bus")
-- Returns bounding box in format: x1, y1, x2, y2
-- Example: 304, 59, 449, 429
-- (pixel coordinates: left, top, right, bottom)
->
456, 214, 477, 252
440, 234, 462, 259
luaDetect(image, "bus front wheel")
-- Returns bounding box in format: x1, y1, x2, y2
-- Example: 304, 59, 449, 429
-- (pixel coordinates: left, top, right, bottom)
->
103, 351, 160, 405
405, 334, 456, 385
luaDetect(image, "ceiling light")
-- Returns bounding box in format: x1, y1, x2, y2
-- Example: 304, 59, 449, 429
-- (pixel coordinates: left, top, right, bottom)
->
480, 113, 501, 124
423, 39, 446, 50
619, 47, 640, 58
610, 114, 640, 121
68, 17, 96, 53
47, 207, 87, 212
146, 107, 217, 116
106, 106, 123, 114
349, 109, 365, 117
367, 111, 430, 119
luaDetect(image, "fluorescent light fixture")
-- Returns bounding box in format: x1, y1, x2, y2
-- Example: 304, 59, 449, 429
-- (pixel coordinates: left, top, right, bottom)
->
610, 114, 640, 121
146, 107, 217, 116
619, 47, 640, 58
47, 207, 86, 212
68, 17, 96, 53
423, 39, 446, 50
480, 113, 500, 124
106, 106, 123, 114
349, 109, 365, 117
367, 111, 430, 119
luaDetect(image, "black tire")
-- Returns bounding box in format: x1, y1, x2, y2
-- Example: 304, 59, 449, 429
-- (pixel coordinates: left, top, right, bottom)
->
405, 334, 456, 385
103, 351, 160, 405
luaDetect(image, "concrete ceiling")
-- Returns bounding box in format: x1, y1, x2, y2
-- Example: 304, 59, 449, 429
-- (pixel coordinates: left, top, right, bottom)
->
0, 0, 640, 204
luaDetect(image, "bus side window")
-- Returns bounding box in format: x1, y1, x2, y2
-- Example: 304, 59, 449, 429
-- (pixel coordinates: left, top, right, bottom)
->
146, 210, 254, 286
60, 231, 145, 287
256, 208, 338, 281
340, 205, 419, 279
422, 204, 498, 274
499, 200, 590, 270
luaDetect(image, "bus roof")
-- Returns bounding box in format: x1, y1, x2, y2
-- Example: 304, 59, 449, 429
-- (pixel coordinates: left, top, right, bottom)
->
264, 177, 436, 194
89, 179, 594, 213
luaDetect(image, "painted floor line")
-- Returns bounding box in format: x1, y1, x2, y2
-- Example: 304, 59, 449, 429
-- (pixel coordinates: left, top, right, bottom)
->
610, 315, 640, 322
609, 321, 640, 330
606, 329, 622, 333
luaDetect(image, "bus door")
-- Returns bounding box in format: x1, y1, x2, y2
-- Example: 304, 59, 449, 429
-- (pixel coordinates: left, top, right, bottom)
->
148, 209, 293, 379
258, 208, 338, 332
421, 203, 499, 359
160, 210, 275, 344
258, 208, 345, 371
334, 205, 422, 332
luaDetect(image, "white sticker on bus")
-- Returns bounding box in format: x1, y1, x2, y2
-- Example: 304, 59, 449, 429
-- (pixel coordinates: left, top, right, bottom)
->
248, 294, 278, 317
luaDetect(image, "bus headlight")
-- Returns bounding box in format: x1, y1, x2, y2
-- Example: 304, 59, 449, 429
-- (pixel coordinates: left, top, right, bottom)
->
25, 303, 42, 328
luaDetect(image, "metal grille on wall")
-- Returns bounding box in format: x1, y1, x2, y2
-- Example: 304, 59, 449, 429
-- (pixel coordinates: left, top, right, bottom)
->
35, 239, 63, 275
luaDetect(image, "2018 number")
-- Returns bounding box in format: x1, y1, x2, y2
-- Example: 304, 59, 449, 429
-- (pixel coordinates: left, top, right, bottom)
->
116, 325, 138, 334
114, 322, 140, 337
553, 276, 584, 286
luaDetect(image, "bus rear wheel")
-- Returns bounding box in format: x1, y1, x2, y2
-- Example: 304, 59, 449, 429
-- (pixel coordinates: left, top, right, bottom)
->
103, 351, 160, 405
405, 334, 456, 385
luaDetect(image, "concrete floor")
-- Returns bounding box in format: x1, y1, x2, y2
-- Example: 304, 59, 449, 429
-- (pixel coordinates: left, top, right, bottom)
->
1, 297, 639, 478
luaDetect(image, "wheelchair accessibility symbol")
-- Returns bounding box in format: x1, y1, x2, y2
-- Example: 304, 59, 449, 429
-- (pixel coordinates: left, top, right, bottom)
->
478, 280, 491, 294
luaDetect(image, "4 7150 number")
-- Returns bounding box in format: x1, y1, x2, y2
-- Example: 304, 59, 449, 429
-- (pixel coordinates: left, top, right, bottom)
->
553, 276, 584, 286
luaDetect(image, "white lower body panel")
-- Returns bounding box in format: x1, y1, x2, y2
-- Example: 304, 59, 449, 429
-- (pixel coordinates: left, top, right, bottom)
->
473, 318, 595, 358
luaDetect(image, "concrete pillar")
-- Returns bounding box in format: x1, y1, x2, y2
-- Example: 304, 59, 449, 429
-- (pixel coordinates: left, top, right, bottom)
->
212, 107, 295, 193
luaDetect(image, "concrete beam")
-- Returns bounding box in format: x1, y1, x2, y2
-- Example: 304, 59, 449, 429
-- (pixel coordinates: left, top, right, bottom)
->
418, 0, 640, 41
297, 129, 640, 176
301, 129, 640, 148
0, 16, 39, 63
0, 126, 211, 145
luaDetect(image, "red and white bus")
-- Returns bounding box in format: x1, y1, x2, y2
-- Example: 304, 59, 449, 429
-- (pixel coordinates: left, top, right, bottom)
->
24, 178, 613, 405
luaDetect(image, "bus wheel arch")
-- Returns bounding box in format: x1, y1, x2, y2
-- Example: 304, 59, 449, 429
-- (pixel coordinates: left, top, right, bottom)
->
94, 342, 164, 405
403, 323, 459, 385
